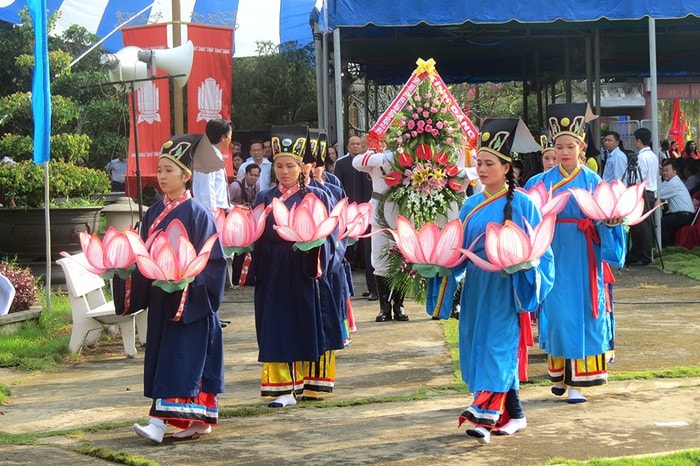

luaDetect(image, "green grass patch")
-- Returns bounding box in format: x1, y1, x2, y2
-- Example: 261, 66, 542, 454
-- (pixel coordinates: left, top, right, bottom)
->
0, 382, 10, 404
546, 448, 700, 465
0, 292, 73, 371
609, 366, 700, 381
652, 246, 700, 281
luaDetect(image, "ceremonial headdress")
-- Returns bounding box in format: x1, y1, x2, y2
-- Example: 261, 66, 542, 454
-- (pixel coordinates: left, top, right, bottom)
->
271, 126, 309, 162
308, 128, 329, 166
160, 134, 210, 174
546, 103, 597, 142
478, 118, 541, 162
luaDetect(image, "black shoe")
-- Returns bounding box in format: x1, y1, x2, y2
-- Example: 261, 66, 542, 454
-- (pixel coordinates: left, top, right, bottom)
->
375, 310, 392, 322
220, 319, 231, 329
367, 292, 378, 301
362, 291, 370, 297
393, 307, 409, 321
626, 260, 650, 267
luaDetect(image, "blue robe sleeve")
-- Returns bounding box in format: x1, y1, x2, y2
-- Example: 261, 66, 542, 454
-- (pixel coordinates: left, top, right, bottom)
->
597, 222, 627, 268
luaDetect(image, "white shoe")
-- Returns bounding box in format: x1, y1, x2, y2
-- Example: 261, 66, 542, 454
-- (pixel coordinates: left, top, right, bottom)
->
172, 422, 212, 439
466, 426, 491, 445
493, 417, 527, 435
567, 388, 587, 404
268, 394, 297, 408
133, 418, 166, 443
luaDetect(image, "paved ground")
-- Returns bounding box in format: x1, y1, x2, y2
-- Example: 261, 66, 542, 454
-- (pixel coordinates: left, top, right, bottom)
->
1, 266, 699, 465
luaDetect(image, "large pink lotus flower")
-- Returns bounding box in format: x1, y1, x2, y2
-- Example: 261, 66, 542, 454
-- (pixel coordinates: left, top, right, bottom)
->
219, 204, 270, 255
271, 193, 339, 251
64, 227, 149, 279
569, 179, 663, 226
330, 198, 372, 244
517, 181, 571, 216
136, 219, 219, 292
388, 215, 466, 277
460, 213, 556, 273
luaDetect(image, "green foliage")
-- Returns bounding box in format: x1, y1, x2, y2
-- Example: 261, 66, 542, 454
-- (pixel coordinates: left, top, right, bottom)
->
0, 160, 109, 207
0, 133, 91, 164
546, 449, 700, 465
0, 292, 72, 371
0, 92, 81, 135
0, 134, 33, 161
232, 42, 317, 129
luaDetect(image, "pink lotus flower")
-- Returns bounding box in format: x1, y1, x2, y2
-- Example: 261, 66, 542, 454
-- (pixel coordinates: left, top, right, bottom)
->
517, 181, 571, 216
388, 215, 466, 277
460, 213, 556, 273
330, 199, 372, 243
569, 179, 663, 226
65, 227, 149, 279
136, 219, 219, 292
271, 193, 339, 251
220, 204, 271, 255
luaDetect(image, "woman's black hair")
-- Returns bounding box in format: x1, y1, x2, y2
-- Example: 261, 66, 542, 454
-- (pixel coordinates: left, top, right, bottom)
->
504, 164, 515, 222
297, 164, 307, 195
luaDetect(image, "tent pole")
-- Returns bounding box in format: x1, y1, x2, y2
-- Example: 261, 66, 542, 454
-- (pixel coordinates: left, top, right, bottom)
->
44, 162, 51, 311
585, 36, 593, 104
313, 23, 324, 126
333, 28, 344, 152
172, 0, 184, 135
322, 31, 329, 130
594, 29, 601, 150
565, 39, 572, 102
648, 17, 663, 257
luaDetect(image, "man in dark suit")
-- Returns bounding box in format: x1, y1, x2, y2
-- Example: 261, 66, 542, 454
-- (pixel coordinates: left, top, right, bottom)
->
334, 135, 377, 300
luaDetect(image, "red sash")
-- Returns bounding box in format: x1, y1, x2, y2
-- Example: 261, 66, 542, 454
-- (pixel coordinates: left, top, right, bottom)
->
557, 217, 601, 318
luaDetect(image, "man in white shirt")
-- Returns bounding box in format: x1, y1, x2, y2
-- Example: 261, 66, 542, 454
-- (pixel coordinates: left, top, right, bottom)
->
238, 140, 273, 190
626, 127, 659, 266
192, 119, 232, 212
104, 154, 127, 192
659, 159, 695, 247
601, 131, 627, 183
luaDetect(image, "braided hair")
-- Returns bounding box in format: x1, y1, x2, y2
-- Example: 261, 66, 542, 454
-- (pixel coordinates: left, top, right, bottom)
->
503, 163, 515, 222
297, 168, 307, 195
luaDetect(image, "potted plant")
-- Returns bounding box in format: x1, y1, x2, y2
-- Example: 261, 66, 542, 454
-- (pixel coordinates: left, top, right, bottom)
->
0, 159, 110, 262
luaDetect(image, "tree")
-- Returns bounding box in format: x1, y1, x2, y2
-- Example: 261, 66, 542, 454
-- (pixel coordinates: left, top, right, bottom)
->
231, 41, 317, 129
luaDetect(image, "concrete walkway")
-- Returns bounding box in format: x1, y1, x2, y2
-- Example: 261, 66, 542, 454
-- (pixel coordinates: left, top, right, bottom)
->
1, 267, 699, 465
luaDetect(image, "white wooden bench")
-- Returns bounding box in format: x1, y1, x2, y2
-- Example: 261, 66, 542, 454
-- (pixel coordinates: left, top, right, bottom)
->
56, 253, 147, 358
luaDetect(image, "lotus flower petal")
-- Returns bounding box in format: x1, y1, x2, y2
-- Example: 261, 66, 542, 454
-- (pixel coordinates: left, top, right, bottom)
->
271, 197, 290, 227
526, 214, 556, 261
542, 191, 571, 216
135, 255, 167, 281
416, 222, 439, 264
164, 219, 190, 245
430, 218, 466, 268
494, 221, 530, 266
274, 225, 303, 242
125, 230, 149, 256
291, 206, 319, 242
180, 253, 210, 279
222, 208, 250, 247
103, 233, 135, 269
83, 234, 107, 273
176, 236, 197, 272
459, 247, 502, 273
612, 183, 643, 218
199, 233, 219, 256
153, 242, 179, 281
213, 209, 226, 232
570, 188, 608, 219
392, 216, 422, 264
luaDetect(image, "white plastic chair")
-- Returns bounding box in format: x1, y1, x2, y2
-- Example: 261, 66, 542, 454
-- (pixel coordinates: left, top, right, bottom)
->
56, 253, 147, 358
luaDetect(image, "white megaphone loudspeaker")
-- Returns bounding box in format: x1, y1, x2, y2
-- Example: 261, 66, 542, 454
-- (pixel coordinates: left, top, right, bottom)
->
137, 40, 194, 87
100, 40, 194, 91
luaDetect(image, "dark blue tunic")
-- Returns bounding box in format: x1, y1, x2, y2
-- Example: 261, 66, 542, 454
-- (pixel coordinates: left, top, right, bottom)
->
252, 185, 343, 362
129, 197, 226, 400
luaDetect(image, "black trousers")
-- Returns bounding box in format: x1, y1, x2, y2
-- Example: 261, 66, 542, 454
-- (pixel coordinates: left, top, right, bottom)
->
628, 190, 656, 264
661, 211, 695, 247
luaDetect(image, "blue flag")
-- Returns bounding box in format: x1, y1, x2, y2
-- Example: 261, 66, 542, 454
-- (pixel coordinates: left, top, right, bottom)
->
28, 0, 51, 164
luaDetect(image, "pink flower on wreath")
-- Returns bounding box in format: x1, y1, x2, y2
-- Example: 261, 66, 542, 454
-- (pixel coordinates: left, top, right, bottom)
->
404, 134, 411, 140
411, 131, 418, 137
432, 130, 439, 136
425, 124, 433, 132
417, 106, 423, 112
407, 105, 413, 111
446, 137, 454, 144
430, 107, 437, 113
427, 119, 433, 125
412, 113, 419, 119
407, 120, 415, 130
422, 111, 430, 118
441, 108, 447, 114
417, 127, 424, 134
425, 92, 432, 98
436, 121, 444, 129
415, 94, 422, 102
417, 120, 425, 128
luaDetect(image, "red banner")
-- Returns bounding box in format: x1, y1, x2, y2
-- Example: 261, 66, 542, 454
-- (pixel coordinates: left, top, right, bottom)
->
121, 24, 172, 197
186, 24, 234, 178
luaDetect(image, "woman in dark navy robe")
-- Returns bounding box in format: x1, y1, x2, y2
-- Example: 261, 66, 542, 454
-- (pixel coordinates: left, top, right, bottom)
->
130, 135, 226, 443
252, 126, 342, 408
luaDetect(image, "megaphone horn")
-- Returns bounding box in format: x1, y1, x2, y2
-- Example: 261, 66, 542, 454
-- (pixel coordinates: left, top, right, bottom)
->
137, 40, 194, 88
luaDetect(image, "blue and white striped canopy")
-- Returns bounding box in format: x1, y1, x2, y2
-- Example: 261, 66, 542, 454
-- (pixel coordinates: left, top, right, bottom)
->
0, 0, 320, 56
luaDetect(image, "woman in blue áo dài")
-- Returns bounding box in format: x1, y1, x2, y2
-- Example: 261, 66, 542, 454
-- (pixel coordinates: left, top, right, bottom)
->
427, 119, 555, 445
538, 103, 626, 403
